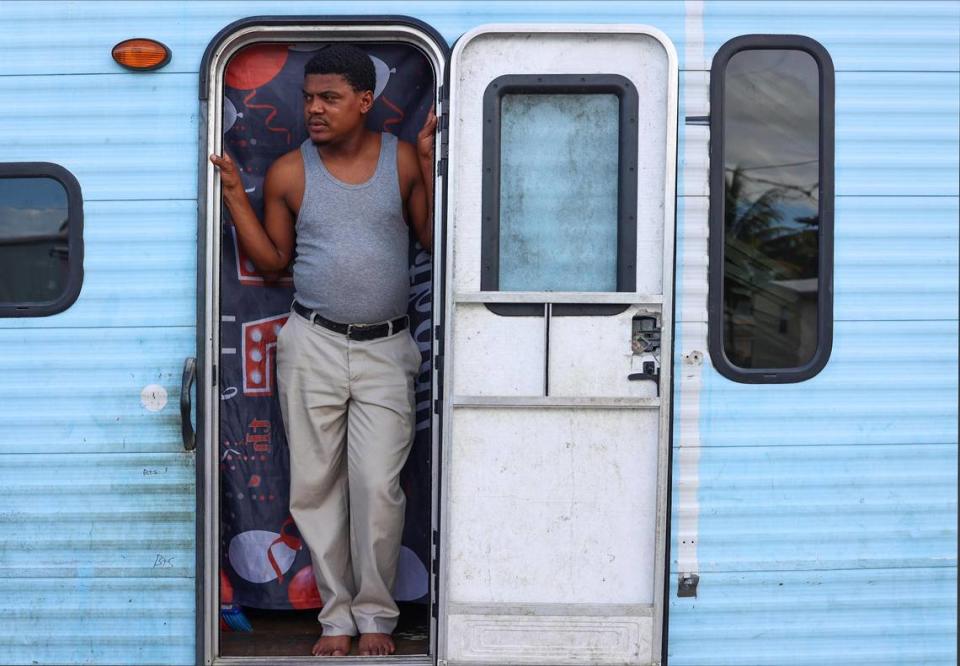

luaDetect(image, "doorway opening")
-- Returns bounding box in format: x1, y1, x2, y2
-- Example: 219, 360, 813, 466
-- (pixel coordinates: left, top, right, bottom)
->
200, 20, 444, 663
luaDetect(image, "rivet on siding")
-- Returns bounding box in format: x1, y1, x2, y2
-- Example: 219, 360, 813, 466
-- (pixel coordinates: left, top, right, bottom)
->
685, 351, 704, 365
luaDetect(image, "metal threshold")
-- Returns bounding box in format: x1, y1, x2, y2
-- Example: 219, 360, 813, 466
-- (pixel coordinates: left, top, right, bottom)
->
215, 656, 432, 666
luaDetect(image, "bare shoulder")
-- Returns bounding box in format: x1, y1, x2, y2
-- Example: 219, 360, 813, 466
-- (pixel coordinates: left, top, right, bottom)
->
265, 148, 304, 190
269, 147, 303, 176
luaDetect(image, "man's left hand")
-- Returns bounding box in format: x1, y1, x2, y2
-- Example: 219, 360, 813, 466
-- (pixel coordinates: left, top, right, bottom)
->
417, 105, 437, 166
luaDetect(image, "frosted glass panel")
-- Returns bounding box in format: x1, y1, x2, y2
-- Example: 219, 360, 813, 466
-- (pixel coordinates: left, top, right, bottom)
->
499, 94, 619, 292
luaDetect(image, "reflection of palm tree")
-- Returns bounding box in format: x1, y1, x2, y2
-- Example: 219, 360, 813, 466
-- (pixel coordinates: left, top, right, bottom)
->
725, 166, 818, 280
726, 166, 784, 243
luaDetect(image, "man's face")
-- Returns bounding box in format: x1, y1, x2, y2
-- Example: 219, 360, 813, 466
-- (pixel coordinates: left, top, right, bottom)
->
303, 73, 373, 144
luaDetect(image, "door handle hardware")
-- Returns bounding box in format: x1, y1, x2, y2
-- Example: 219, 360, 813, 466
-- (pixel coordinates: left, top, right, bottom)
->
181, 356, 197, 451
628, 361, 660, 396
631, 315, 661, 354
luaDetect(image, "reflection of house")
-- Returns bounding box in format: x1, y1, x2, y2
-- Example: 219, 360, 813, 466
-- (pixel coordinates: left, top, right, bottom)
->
0, 220, 69, 303
725, 241, 818, 369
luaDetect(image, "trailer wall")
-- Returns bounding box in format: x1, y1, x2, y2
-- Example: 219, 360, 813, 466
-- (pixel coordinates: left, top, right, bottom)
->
0, 2, 955, 665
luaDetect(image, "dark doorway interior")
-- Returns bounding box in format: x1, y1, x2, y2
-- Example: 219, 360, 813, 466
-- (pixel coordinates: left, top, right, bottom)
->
220, 603, 429, 657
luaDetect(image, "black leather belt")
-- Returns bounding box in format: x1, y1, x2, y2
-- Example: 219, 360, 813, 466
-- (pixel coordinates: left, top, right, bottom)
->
292, 301, 408, 341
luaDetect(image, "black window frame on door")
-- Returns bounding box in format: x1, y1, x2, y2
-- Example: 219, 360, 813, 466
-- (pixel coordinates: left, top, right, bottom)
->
479, 74, 639, 316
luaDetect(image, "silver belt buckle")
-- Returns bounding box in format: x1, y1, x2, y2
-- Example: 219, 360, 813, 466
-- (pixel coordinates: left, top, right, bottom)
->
347, 322, 370, 339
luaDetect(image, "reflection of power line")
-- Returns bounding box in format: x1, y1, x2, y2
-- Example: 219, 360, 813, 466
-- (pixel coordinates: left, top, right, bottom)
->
726, 159, 817, 172
727, 167, 818, 198
0, 231, 68, 246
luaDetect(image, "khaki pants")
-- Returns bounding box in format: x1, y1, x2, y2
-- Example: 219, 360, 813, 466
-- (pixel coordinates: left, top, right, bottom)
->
276, 310, 420, 636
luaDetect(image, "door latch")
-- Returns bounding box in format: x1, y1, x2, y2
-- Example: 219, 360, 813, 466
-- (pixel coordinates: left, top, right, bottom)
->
629, 315, 661, 395
628, 361, 661, 396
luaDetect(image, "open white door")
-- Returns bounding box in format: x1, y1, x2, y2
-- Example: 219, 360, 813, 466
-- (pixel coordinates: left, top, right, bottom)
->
438, 25, 678, 665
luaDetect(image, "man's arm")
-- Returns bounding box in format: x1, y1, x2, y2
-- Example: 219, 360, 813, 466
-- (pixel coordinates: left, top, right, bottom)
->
401, 107, 437, 252
209, 152, 296, 273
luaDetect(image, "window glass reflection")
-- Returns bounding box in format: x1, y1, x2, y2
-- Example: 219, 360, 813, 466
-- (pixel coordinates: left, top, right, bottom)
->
499, 93, 619, 292
723, 49, 820, 369
0, 177, 70, 304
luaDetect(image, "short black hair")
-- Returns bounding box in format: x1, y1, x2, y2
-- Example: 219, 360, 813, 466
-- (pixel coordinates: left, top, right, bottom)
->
304, 44, 375, 93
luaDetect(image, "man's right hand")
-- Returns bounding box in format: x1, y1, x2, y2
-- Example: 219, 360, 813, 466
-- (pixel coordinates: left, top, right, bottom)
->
210, 153, 243, 192
208, 150, 297, 274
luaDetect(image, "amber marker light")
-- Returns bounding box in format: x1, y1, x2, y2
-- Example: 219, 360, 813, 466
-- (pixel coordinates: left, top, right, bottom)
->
112, 38, 171, 71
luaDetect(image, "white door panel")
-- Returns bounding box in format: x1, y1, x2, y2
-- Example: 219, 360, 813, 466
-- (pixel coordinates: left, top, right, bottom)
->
548, 307, 660, 399
452, 303, 546, 396
441, 24, 678, 666
448, 408, 660, 605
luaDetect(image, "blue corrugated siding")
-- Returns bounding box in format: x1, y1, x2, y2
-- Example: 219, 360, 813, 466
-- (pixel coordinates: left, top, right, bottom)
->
835, 198, 959, 321
0, 2, 209, 663
0, 578, 195, 665
0, 74, 199, 203
668, 568, 958, 665
698, 0, 960, 71
835, 72, 959, 197
670, 2, 959, 665
3, 0, 956, 75
0, 1, 692, 72
689, 441, 957, 570
0, 454, 195, 578
694, 320, 958, 447
0, 327, 194, 453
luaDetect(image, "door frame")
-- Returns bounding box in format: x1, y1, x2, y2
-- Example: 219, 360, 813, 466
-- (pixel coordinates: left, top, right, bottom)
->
197, 16, 448, 665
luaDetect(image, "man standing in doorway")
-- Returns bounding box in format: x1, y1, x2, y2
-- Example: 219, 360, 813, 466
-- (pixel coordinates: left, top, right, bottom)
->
211, 44, 435, 657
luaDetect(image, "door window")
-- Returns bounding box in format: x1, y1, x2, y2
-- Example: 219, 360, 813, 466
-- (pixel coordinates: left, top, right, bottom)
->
480, 75, 638, 314
498, 92, 620, 292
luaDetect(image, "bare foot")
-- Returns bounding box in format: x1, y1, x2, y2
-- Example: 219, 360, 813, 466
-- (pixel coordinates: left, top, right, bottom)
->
312, 634, 351, 657
358, 633, 395, 656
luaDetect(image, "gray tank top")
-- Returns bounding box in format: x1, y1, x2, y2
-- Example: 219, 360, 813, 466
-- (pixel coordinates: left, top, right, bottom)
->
293, 133, 409, 324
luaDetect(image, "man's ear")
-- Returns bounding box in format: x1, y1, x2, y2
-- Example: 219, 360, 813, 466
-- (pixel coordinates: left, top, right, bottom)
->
359, 90, 374, 114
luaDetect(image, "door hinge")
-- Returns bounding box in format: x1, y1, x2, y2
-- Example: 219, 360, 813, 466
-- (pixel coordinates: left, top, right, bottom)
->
678, 572, 699, 597
431, 529, 441, 618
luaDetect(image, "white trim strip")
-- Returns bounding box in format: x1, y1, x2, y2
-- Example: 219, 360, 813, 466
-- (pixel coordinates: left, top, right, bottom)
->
675, 0, 707, 584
